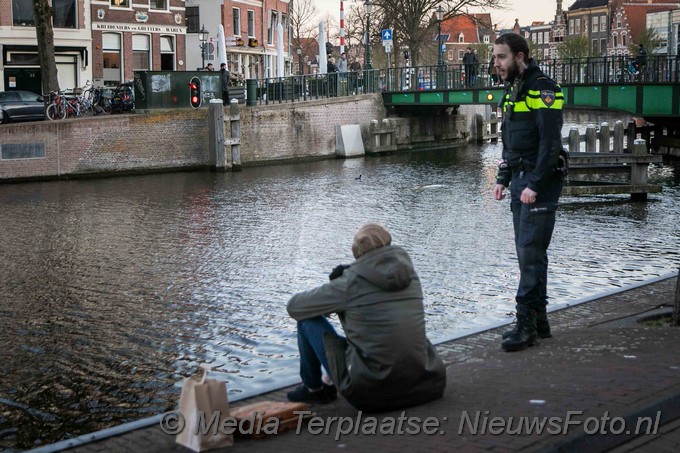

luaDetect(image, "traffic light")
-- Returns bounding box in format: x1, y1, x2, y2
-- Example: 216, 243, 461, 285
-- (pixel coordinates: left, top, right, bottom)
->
189, 77, 201, 109
325, 42, 333, 55
404, 50, 410, 61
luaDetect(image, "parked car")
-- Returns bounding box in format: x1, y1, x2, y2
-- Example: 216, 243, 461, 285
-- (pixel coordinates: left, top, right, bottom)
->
0, 90, 45, 124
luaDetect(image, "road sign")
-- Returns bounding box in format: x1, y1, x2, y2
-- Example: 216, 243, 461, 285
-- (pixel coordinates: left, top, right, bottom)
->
384, 43, 392, 53
382, 29, 393, 43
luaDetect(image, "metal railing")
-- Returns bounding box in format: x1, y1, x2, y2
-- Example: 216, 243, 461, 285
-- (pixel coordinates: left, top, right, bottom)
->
244, 56, 680, 105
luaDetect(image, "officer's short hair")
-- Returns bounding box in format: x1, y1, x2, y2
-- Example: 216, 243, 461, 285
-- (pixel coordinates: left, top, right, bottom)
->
494, 33, 530, 59
352, 223, 392, 258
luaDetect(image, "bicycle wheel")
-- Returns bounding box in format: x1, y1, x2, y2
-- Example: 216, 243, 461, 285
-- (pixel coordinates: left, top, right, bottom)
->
45, 102, 66, 120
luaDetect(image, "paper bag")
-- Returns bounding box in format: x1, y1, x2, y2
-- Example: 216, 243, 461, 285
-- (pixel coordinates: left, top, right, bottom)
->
176, 365, 234, 452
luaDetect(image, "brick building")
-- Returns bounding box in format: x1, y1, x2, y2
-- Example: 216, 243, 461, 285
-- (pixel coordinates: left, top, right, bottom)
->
0, 0, 91, 92
91, 0, 186, 87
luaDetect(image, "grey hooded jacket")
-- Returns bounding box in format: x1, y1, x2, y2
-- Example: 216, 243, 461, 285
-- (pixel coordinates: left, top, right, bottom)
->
287, 245, 446, 411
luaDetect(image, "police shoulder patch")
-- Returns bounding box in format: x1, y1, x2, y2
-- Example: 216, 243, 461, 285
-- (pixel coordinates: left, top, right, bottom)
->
540, 90, 556, 107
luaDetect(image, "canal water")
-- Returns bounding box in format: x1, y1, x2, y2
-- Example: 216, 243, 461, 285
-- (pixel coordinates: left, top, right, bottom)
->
1, 112, 679, 450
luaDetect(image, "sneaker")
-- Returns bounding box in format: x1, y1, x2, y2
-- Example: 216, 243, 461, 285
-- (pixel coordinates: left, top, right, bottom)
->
287, 384, 337, 403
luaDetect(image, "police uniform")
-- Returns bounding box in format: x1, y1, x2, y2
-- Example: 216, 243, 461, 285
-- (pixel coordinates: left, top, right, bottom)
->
496, 59, 565, 351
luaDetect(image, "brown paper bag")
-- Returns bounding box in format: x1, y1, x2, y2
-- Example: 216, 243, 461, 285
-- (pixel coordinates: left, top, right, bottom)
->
176, 365, 234, 452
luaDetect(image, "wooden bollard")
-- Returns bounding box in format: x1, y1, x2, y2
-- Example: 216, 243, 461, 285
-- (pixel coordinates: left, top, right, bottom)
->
568, 127, 580, 153
613, 121, 624, 153
474, 113, 484, 144
630, 139, 648, 200
599, 122, 610, 153
490, 112, 498, 142
209, 100, 227, 170
230, 99, 242, 171
371, 119, 380, 149
585, 124, 597, 152
626, 120, 637, 153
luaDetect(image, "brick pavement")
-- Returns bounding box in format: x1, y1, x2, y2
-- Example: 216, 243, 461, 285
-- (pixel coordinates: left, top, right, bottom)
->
54, 275, 680, 453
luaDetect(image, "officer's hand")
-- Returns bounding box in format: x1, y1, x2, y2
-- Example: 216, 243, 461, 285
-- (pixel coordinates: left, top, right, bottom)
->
493, 184, 506, 200
520, 187, 537, 204
329, 264, 350, 280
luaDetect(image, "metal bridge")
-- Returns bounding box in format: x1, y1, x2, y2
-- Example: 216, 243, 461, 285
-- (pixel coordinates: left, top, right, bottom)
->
382, 55, 680, 119
248, 55, 680, 119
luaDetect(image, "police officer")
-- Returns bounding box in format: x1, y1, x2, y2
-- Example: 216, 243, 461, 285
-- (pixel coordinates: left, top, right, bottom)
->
492, 33, 565, 352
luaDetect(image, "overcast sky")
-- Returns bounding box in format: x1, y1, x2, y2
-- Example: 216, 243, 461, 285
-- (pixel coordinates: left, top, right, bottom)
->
314, 0, 561, 30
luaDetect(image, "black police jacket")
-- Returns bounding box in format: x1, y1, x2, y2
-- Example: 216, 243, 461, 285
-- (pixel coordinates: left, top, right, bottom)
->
497, 60, 564, 192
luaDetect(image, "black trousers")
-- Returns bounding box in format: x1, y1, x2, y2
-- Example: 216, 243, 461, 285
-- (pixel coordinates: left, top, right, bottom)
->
510, 171, 563, 312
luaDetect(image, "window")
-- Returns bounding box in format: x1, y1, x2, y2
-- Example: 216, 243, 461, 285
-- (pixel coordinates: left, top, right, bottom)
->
600, 39, 607, 55
150, 0, 167, 11
233, 8, 241, 36
483, 35, 489, 44
160, 35, 175, 70
614, 35, 618, 48
103, 33, 122, 86
592, 39, 598, 54
575, 18, 581, 34
569, 19, 574, 35
132, 34, 150, 70
544, 32, 550, 43
186, 6, 199, 33
248, 10, 255, 37
12, 0, 34, 26
532, 33, 536, 42
599, 16, 606, 34
111, 0, 130, 7
537, 33, 543, 44
458, 50, 464, 60
622, 34, 627, 47
53, 0, 77, 28
458, 33, 464, 43
592, 16, 599, 33
268, 11, 277, 44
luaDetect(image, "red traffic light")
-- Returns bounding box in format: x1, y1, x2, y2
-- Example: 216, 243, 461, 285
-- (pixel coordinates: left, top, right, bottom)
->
189, 77, 201, 109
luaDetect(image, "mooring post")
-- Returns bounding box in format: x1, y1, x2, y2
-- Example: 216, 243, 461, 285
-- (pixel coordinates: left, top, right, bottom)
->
474, 114, 484, 144
229, 99, 242, 171
568, 127, 580, 153
613, 120, 624, 153
585, 124, 597, 152
209, 99, 227, 171
490, 112, 498, 142
599, 122, 610, 153
630, 138, 648, 201
626, 120, 637, 153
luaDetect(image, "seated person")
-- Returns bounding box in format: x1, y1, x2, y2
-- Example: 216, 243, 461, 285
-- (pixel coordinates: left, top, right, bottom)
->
286, 223, 446, 412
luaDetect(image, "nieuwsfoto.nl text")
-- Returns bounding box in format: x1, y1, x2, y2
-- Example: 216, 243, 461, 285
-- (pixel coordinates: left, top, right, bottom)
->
160, 409, 661, 440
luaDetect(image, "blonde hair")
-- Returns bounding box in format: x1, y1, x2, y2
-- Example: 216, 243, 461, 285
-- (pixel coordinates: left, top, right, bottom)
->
352, 223, 392, 258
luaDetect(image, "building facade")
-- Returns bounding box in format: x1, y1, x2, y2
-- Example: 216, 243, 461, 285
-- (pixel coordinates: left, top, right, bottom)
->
566, 0, 609, 56
90, 0, 186, 87
1, 0, 92, 93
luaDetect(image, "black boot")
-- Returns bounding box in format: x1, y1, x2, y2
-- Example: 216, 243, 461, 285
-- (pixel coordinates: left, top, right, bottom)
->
502, 306, 551, 339
501, 306, 538, 352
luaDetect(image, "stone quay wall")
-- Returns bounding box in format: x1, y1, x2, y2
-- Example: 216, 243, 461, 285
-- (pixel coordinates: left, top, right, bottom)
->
0, 95, 488, 182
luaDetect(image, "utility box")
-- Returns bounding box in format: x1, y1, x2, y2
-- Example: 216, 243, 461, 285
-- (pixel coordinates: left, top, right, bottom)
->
133, 71, 221, 109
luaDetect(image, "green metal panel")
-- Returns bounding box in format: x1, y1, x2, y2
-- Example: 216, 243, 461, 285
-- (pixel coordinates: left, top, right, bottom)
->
133, 71, 221, 109
572, 86, 602, 108
479, 89, 504, 104
642, 85, 673, 115
447, 91, 474, 104
606, 85, 637, 113
419, 92, 445, 104
387, 93, 417, 104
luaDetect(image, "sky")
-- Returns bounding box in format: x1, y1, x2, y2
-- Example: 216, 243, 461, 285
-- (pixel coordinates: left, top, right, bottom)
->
314, 0, 561, 30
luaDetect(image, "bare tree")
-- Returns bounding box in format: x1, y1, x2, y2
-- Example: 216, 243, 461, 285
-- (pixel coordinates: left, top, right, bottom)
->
373, 0, 507, 67
290, 0, 320, 57
32, 0, 60, 96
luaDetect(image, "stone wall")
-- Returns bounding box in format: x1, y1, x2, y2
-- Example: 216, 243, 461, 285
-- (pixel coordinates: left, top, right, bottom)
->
0, 95, 486, 181
237, 95, 386, 164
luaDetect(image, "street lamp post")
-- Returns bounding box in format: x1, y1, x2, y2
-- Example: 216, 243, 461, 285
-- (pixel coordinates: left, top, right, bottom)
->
199, 25, 209, 69
436, 6, 444, 67
364, 0, 372, 70
297, 46, 303, 75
